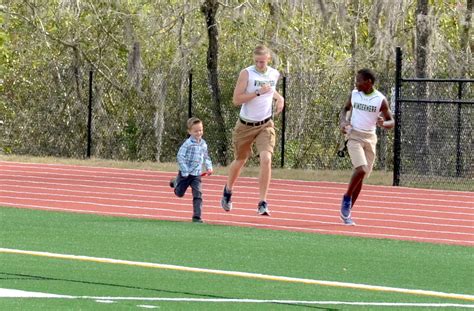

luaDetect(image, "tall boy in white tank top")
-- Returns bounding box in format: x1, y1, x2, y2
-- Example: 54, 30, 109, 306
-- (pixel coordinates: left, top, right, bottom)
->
339, 69, 394, 225
220, 45, 284, 216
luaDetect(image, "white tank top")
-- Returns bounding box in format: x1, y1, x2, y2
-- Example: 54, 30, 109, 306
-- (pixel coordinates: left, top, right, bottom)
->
240, 65, 280, 122
350, 89, 385, 134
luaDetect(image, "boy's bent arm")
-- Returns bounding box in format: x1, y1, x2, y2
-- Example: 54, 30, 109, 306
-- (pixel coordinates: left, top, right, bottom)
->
339, 94, 352, 133
273, 89, 285, 114
232, 70, 255, 106
378, 99, 395, 129
177, 143, 190, 176
203, 142, 213, 171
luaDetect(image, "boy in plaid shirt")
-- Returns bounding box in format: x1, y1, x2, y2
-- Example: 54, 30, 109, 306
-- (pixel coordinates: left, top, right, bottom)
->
170, 117, 213, 223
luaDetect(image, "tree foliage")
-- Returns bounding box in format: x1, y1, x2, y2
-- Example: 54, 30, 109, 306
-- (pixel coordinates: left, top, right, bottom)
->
1, 0, 471, 169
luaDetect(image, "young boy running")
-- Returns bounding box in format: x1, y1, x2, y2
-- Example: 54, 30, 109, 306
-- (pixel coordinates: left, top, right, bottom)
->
170, 117, 213, 223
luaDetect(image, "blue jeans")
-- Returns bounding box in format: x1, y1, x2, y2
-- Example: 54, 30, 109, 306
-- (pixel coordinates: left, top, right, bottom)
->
174, 172, 202, 219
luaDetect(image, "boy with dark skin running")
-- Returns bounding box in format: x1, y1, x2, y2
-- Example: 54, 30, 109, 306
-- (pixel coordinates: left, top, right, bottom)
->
339, 69, 394, 225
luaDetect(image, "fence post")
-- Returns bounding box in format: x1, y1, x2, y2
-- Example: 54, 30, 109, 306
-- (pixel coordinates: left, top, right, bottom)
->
393, 47, 402, 186
456, 81, 463, 177
281, 76, 287, 168
86, 69, 93, 158
188, 71, 193, 118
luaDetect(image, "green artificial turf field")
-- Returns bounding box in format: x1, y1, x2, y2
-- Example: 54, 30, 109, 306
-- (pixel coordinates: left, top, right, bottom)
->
1, 207, 473, 310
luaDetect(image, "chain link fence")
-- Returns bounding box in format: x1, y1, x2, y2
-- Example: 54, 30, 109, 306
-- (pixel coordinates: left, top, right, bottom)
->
394, 48, 473, 190
169, 68, 396, 172
5, 56, 470, 191
1, 65, 395, 170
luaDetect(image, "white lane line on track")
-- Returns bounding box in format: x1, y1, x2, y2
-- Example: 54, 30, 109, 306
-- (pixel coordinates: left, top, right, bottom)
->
1, 248, 474, 302
1, 165, 473, 199
0, 161, 172, 176
2, 194, 473, 236
3, 160, 472, 194
1, 179, 473, 216
2, 163, 474, 200
1, 177, 473, 212
1, 203, 472, 245
0, 169, 161, 183
2, 178, 472, 213
2, 161, 472, 198
1, 163, 472, 245
1, 187, 473, 228
1, 166, 472, 201
1, 183, 473, 225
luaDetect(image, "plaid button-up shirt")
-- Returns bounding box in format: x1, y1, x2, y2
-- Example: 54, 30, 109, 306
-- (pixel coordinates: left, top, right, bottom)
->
177, 136, 213, 177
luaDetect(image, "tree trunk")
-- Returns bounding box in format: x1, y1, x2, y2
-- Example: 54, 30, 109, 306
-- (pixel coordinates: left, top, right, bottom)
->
265, 1, 281, 48
349, 0, 360, 87
413, 0, 431, 174
127, 41, 143, 94
415, 0, 430, 80
152, 71, 167, 162
460, 0, 472, 78
459, 0, 473, 177
178, 12, 188, 116
201, 0, 229, 165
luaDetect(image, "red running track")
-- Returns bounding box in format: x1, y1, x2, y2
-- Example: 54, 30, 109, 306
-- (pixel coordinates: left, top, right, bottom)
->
0, 161, 473, 246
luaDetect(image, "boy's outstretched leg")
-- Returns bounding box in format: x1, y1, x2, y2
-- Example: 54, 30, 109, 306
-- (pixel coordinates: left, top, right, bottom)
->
221, 159, 246, 212
340, 166, 366, 226
191, 177, 203, 223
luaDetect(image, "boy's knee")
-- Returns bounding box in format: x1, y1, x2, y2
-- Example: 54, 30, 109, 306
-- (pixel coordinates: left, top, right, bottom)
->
355, 165, 369, 176
234, 158, 247, 167
192, 190, 202, 199
174, 190, 185, 198
259, 151, 272, 165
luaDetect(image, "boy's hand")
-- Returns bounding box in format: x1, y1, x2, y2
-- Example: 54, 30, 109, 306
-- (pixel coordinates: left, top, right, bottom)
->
340, 122, 352, 134
201, 169, 213, 176
376, 116, 385, 127
259, 83, 272, 95
274, 96, 284, 115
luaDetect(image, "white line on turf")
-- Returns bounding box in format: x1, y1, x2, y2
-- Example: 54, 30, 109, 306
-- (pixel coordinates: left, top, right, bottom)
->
1, 248, 473, 301
0, 289, 473, 308
0, 288, 73, 298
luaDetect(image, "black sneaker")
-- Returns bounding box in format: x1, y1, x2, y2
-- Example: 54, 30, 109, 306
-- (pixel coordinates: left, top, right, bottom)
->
257, 201, 270, 216
221, 185, 232, 212
192, 217, 204, 223
169, 178, 176, 188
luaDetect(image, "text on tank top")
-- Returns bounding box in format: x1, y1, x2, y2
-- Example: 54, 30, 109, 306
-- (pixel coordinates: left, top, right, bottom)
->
350, 89, 385, 133
240, 66, 280, 122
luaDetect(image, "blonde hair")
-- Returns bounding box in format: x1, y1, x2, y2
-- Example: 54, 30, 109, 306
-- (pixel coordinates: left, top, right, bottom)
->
253, 44, 271, 57
186, 117, 202, 130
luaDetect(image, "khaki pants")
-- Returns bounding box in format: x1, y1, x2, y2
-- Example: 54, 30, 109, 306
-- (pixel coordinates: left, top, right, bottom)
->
347, 130, 377, 175
232, 119, 275, 160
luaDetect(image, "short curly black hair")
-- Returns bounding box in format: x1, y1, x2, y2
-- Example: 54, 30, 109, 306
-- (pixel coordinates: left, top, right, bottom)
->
357, 68, 376, 83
